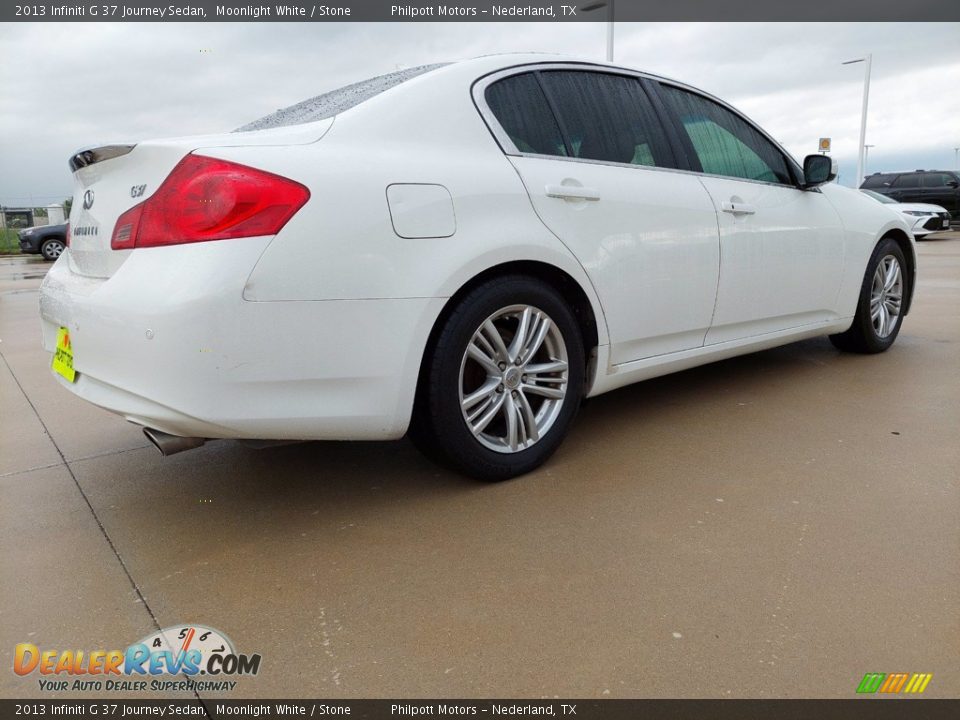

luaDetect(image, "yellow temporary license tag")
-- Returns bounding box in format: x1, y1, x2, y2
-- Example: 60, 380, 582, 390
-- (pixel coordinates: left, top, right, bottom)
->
52, 327, 76, 383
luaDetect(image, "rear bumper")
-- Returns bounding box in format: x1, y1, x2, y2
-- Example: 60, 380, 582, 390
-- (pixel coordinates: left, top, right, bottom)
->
39, 241, 443, 440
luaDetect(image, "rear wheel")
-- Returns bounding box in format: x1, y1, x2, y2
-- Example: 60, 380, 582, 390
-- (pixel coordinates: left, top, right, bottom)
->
829, 237, 907, 353
412, 276, 584, 481
40, 238, 65, 261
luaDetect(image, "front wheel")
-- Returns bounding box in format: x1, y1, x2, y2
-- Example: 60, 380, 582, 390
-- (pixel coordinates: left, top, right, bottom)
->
411, 276, 585, 481
40, 238, 65, 261
830, 237, 907, 353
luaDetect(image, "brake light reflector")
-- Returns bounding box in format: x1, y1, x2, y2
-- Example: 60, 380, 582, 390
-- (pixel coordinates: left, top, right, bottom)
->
111, 154, 310, 250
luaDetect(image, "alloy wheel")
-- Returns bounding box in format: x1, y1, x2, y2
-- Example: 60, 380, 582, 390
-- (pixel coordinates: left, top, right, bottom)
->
870, 254, 902, 339
458, 305, 569, 454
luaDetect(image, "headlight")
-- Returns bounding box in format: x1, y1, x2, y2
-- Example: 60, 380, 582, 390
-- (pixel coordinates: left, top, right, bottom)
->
902, 210, 932, 217
22, 228, 34, 235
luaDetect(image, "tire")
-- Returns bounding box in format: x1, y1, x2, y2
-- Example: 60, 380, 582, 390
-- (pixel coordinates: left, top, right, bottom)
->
829, 237, 907, 354
411, 275, 585, 481
40, 238, 65, 261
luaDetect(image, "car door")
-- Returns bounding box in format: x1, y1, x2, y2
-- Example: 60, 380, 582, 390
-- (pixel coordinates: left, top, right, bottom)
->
653, 82, 846, 344
890, 173, 924, 204
921, 172, 960, 215
480, 68, 720, 364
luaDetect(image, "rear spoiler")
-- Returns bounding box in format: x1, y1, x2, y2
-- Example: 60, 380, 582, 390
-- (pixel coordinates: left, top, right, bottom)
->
68, 144, 136, 172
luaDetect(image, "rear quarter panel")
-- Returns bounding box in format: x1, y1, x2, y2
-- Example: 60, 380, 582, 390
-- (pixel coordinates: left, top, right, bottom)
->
213, 69, 609, 343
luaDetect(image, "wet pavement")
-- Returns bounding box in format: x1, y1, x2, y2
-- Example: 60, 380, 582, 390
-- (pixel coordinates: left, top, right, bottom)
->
1, 236, 958, 699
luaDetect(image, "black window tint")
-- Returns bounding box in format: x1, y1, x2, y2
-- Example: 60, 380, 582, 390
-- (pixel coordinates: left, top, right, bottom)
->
659, 84, 792, 185
860, 175, 888, 189
923, 173, 951, 188
892, 173, 922, 188
485, 73, 567, 157
538, 71, 672, 167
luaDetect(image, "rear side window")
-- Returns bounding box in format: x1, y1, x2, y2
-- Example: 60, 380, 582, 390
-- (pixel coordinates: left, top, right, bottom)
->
659, 84, 792, 185
892, 173, 922, 188
485, 73, 567, 157
537, 71, 673, 167
860, 175, 890, 189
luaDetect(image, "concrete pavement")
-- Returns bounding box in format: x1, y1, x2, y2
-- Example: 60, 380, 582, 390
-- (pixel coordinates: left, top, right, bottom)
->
1, 237, 958, 699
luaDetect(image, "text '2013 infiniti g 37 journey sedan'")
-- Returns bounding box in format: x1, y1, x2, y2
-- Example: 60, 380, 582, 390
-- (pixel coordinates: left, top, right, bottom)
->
40, 54, 916, 480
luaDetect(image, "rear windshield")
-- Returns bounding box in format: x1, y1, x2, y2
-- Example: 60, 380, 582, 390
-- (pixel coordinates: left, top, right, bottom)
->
235, 64, 447, 132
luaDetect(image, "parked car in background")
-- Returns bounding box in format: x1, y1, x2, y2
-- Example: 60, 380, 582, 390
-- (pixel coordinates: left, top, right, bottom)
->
39, 54, 916, 480
19, 223, 68, 260
860, 170, 960, 218
861, 190, 951, 238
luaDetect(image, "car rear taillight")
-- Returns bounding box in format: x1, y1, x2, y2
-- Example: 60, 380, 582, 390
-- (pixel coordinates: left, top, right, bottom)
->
111, 154, 310, 250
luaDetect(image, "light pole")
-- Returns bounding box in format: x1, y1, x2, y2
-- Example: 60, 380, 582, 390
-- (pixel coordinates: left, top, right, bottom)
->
864, 144, 875, 176
842, 54, 872, 188
582, 0, 615, 62
955, 147, 959, 170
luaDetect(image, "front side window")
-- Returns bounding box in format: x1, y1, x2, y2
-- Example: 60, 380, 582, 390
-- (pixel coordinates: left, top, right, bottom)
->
659, 84, 792, 185
923, 173, 953, 188
484, 73, 567, 157
537, 71, 673, 167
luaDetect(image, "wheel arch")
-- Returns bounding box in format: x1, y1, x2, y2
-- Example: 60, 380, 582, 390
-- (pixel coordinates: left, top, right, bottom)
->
413, 260, 604, 409
881, 228, 916, 316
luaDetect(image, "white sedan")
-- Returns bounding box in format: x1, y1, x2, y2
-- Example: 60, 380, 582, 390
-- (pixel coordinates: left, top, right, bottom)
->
40, 54, 915, 480
861, 189, 951, 238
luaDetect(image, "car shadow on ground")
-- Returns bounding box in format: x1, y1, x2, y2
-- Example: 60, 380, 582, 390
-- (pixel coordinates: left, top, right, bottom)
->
71, 334, 867, 524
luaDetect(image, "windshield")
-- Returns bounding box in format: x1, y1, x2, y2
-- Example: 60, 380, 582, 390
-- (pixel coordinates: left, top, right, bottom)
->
235, 64, 448, 132
862, 189, 896, 204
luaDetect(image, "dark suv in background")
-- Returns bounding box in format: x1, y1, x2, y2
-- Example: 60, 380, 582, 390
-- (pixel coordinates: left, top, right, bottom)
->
861, 170, 960, 218
18, 223, 68, 260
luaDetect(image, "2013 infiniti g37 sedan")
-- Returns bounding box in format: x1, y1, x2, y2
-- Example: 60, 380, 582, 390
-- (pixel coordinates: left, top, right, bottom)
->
40, 54, 916, 480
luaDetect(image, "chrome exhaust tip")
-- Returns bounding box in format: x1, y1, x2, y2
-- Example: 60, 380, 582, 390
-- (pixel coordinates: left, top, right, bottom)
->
143, 427, 206, 456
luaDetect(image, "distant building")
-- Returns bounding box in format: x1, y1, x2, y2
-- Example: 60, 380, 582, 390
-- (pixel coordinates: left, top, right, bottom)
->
1, 208, 35, 229
46, 204, 65, 225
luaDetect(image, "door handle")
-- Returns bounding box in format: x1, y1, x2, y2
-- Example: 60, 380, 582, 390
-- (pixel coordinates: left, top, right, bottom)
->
721, 200, 756, 215
545, 184, 601, 201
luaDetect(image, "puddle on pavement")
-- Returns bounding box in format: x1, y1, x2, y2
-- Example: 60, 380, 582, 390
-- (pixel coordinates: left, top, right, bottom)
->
8, 272, 47, 281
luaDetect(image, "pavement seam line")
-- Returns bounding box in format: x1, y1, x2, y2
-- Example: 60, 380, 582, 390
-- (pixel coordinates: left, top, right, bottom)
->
0, 347, 163, 628
0, 347, 211, 716
0, 443, 154, 479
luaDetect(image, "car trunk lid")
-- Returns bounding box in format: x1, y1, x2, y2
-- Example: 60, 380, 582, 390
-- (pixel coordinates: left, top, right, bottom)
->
66, 118, 332, 278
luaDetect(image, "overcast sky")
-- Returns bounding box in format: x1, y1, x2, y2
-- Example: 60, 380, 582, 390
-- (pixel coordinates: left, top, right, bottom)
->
1, 21, 958, 207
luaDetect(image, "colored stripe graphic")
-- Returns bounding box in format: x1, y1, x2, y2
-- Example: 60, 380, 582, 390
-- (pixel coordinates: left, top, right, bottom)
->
856, 673, 885, 693
879, 673, 909, 693
903, 673, 933, 694
857, 672, 932, 694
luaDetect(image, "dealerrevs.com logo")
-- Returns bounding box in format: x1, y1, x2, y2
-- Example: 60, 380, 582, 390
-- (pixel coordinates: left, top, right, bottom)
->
14, 624, 261, 693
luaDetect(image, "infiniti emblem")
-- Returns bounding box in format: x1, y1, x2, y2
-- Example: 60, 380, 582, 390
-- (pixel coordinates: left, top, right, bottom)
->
82, 190, 95, 210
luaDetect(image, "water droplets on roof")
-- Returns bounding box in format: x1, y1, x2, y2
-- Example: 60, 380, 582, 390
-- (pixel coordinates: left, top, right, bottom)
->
235, 63, 449, 132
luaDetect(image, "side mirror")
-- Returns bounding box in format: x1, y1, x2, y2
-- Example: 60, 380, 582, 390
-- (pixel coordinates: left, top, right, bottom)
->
946, 179, 959, 188
802, 154, 838, 188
